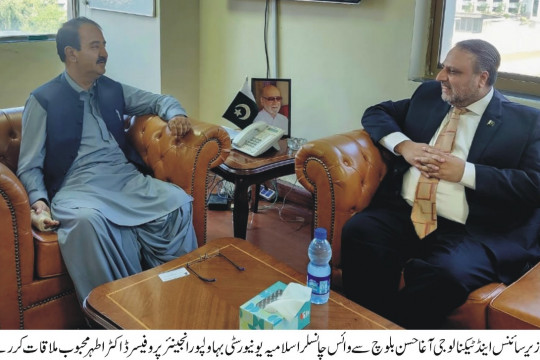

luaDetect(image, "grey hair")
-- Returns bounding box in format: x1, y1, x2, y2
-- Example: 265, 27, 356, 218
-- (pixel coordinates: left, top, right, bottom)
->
455, 39, 501, 86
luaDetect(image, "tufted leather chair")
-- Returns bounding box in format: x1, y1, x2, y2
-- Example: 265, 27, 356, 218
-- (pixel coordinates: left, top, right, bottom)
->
0, 107, 231, 329
295, 129, 540, 329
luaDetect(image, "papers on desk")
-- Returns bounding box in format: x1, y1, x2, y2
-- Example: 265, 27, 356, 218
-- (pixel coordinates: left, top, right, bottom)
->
159, 267, 189, 282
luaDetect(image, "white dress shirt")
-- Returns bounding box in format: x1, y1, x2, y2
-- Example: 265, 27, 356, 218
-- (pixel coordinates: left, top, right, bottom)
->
253, 109, 289, 135
380, 88, 494, 224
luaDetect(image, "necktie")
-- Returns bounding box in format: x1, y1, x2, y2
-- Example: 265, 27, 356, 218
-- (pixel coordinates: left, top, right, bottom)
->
410, 107, 466, 239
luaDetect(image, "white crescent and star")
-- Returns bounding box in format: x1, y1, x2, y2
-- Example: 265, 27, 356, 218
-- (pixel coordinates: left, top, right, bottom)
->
234, 104, 251, 120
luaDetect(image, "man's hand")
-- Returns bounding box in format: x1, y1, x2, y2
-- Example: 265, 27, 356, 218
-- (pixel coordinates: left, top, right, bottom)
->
167, 115, 192, 138
31, 200, 60, 229
394, 140, 430, 168
413, 146, 465, 183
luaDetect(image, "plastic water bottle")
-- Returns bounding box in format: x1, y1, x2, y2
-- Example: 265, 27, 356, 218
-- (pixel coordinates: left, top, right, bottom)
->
307, 227, 332, 304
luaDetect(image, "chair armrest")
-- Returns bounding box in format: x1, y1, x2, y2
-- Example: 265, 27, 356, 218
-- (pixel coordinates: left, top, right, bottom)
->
127, 115, 231, 246
294, 129, 386, 288
488, 262, 540, 329
0, 162, 36, 325
32, 230, 68, 278
0, 107, 24, 174
445, 282, 506, 329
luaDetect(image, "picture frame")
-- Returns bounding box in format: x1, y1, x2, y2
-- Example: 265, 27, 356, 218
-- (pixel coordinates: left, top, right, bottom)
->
87, 0, 156, 17
251, 78, 292, 138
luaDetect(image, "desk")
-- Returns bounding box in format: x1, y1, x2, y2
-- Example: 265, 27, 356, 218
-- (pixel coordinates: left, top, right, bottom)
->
83, 237, 401, 329
212, 139, 295, 239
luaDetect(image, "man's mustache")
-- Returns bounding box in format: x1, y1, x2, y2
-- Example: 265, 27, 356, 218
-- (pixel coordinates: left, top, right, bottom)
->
97, 57, 107, 64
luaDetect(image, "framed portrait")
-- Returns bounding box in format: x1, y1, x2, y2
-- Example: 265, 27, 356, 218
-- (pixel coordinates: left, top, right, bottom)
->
251, 78, 291, 138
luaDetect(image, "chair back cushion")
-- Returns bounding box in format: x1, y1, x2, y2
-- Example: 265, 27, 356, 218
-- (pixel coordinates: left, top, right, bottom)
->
0, 107, 23, 173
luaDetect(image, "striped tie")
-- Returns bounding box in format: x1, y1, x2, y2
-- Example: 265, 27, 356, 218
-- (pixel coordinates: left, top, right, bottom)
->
410, 107, 466, 239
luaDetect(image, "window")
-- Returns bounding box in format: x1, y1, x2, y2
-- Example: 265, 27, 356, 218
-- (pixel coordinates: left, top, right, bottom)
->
427, 0, 540, 97
0, 0, 74, 41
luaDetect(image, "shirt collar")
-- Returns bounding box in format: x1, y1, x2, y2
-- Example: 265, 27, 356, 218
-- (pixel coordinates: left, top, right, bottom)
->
62, 71, 97, 94
463, 87, 494, 116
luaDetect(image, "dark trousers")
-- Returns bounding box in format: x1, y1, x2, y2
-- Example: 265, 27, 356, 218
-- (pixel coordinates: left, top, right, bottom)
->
341, 198, 499, 329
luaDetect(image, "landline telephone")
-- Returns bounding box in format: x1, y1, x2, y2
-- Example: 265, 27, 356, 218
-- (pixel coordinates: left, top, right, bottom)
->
232, 122, 284, 157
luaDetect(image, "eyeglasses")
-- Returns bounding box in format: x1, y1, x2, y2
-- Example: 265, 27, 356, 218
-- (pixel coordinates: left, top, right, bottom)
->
262, 96, 282, 102
186, 251, 245, 282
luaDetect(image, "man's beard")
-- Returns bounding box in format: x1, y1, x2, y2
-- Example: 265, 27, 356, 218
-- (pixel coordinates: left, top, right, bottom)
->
440, 83, 477, 108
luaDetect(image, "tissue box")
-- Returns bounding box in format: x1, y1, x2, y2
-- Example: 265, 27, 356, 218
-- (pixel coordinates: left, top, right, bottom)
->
239, 281, 311, 330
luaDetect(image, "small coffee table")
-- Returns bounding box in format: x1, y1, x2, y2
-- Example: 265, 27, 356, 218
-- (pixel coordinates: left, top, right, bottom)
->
83, 237, 400, 330
212, 139, 296, 239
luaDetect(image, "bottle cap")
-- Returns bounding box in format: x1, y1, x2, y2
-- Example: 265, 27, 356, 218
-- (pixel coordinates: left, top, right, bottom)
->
314, 227, 327, 239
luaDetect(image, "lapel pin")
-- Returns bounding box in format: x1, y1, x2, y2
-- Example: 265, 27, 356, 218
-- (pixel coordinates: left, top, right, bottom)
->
487, 120, 495, 127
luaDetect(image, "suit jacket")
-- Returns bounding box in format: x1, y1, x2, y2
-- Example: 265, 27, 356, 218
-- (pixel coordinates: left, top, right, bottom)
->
362, 80, 540, 283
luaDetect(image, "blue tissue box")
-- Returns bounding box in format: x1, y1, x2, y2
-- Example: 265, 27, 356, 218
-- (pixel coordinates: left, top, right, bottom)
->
239, 281, 311, 330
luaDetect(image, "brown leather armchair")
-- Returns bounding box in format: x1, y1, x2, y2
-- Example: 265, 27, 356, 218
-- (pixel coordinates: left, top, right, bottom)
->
295, 129, 540, 329
0, 106, 231, 329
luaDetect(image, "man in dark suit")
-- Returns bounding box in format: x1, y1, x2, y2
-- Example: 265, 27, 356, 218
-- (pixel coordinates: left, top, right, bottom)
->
341, 39, 540, 328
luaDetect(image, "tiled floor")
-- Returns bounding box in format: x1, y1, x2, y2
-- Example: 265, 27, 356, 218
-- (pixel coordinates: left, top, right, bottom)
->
206, 197, 313, 276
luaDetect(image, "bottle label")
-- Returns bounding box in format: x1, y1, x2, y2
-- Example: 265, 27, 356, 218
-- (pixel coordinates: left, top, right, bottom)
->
307, 273, 331, 295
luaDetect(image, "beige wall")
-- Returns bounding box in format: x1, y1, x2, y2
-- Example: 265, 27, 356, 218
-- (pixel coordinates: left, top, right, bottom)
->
199, 0, 422, 140
160, 0, 200, 119
0, 0, 201, 118
1, 0, 538, 136
78, 1, 162, 93
0, 41, 63, 108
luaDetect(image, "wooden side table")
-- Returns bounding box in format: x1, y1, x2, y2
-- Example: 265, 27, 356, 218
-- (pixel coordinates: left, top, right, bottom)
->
212, 139, 296, 239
